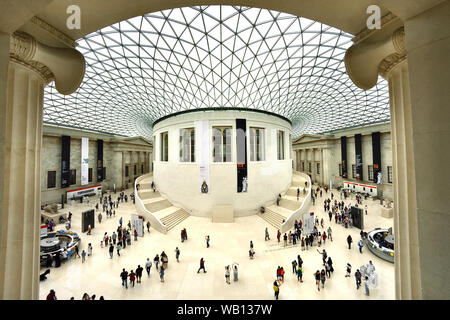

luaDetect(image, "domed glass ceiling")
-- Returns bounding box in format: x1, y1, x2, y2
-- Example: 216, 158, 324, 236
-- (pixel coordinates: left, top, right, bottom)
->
43, 5, 390, 139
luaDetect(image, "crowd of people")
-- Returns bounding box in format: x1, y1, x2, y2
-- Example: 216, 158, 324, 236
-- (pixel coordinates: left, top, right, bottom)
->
44, 182, 379, 300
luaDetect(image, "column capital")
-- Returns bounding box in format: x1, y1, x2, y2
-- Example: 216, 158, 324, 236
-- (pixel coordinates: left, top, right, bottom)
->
9, 31, 85, 94
345, 27, 406, 90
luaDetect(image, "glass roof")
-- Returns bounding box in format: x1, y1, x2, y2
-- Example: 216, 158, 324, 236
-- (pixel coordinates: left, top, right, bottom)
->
43, 5, 390, 139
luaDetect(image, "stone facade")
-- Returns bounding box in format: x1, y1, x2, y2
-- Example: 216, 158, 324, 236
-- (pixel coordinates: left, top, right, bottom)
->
40, 125, 152, 205
292, 122, 393, 200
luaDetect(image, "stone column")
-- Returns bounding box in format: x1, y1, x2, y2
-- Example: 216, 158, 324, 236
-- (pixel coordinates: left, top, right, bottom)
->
112, 151, 123, 190
399, 2, 450, 299
0, 32, 84, 299
346, 3, 450, 298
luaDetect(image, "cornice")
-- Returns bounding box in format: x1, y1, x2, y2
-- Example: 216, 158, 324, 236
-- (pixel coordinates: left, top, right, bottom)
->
30, 16, 78, 48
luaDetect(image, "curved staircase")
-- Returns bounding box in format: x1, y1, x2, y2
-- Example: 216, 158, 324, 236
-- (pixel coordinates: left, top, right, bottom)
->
136, 174, 190, 232
257, 172, 309, 230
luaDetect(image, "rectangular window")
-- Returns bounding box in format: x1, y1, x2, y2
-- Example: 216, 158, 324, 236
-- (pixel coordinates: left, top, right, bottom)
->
249, 127, 265, 161
339, 163, 342, 177
103, 167, 106, 179
69, 169, 76, 185
352, 164, 356, 178
160, 131, 169, 161
213, 127, 232, 162
368, 165, 374, 181
317, 162, 320, 174
47, 171, 56, 189
388, 166, 393, 183
134, 164, 137, 175
141, 164, 144, 174
180, 128, 195, 162
308, 162, 312, 173
302, 161, 305, 172
125, 166, 129, 178
277, 130, 285, 160
88, 168, 93, 183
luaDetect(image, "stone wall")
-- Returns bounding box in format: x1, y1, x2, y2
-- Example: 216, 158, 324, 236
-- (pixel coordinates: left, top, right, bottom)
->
40, 125, 152, 205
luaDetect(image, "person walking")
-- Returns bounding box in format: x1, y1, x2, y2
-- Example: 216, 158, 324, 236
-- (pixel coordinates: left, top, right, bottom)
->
265, 227, 270, 241
292, 259, 298, 274
154, 254, 160, 270
175, 247, 180, 262
136, 265, 143, 283
314, 270, 321, 291
355, 269, 362, 289
160, 265, 165, 282
87, 225, 91, 235
345, 263, 352, 277
129, 270, 136, 287
120, 269, 128, 289
364, 276, 370, 296
325, 261, 332, 278
296, 266, 303, 283
273, 281, 280, 300
146, 221, 151, 233
317, 249, 327, 266
119, 217, 123, 227
277, 230, 281, 243
109, 244, 114, 259
145, 258, 152, 276
112, 232, 117, 245
232, 263, 239, 281
81, 250, 86, 263
87, 243, 92, 256
358, 239, 364, 254
205, 235, 210, 248
225, 266, 231, 284
347, 235, 353, 249
74, 245, 80, 259
197, 258, 207, 273
320, 269, 326, 288
116, 243, 121, 256
327, 227, 333, 241
365, 205, 368, 215
283, 233, 288, 247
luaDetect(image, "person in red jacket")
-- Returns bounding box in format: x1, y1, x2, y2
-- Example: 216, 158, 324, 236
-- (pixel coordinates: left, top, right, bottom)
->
46, 289, 57, 300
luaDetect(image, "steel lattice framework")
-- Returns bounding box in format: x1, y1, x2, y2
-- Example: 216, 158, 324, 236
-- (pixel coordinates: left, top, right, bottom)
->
43, 6, 390, 139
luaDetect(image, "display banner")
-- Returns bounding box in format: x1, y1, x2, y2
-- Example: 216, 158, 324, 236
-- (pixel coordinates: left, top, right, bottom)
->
196, 120, 210, 194
61, 135, 71, 188
372, 131, 382, 184
97, 139, 104, 181
350, 206, 364, 230
81, 137, 89, 185
236, 119, 248, 192
341, 136, 348, 178
131, 214, 144, 237
82, 209, 95, 233
302, 212, 315, 235
355, 134, 363, 180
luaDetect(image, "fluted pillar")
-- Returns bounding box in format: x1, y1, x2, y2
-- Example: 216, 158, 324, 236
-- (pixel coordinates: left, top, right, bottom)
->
387, 60, 421, 300
0, 60, 44, 300
0, 32, 84, 299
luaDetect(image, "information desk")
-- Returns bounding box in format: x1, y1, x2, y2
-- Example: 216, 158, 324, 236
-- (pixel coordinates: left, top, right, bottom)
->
40, 230, 81, 266
364, 228, 394, 263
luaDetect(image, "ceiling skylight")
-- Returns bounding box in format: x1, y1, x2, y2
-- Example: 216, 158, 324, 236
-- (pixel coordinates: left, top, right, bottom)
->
43, 5, 390, 139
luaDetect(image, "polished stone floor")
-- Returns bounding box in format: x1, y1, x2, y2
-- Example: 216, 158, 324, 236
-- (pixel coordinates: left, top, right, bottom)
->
39, 188, 395, 300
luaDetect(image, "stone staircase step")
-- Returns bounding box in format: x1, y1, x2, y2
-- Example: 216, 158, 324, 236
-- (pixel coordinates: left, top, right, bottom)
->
138, 191, 160, 199
144, 199, 172, 212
